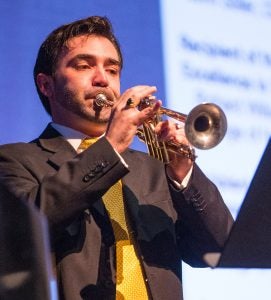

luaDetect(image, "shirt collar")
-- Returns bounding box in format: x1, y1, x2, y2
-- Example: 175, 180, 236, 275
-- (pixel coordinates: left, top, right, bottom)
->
51, 122, 88, 151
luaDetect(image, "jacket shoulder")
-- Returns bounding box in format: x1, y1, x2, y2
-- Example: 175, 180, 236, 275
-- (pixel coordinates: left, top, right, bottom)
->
0, 141, 38, 151
0, 140, 43, 159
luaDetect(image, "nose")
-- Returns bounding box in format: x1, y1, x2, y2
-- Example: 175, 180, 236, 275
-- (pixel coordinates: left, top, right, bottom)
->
92, 67, 109, 87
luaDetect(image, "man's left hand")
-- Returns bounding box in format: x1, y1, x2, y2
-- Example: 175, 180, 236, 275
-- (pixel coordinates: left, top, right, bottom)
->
155, 120, 194, 182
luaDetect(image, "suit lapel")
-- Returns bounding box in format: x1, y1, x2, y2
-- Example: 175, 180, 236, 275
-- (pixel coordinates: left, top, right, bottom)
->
37, 123, 77, 169
121, 150, 144, 197
121, 150, 176, 242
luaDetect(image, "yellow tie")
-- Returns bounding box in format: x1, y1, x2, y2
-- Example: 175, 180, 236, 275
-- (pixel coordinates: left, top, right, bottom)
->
78, 138, 149, 300
77, 137, 100, 152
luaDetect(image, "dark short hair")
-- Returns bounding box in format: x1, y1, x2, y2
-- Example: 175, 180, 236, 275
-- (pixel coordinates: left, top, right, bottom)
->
33, 16, 123, 115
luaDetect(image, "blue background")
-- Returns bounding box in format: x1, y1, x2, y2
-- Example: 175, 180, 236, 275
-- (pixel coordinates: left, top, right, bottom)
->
0, 0, 165, 148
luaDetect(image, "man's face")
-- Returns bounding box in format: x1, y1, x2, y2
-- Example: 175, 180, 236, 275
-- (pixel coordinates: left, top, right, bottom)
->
49, 35, 121, 126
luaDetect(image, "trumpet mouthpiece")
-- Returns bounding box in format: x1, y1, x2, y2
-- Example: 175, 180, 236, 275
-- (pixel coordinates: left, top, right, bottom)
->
94, 91, 114, 108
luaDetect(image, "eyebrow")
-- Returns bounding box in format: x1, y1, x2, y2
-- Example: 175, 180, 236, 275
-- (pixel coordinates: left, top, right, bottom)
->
70, 54, 121, 67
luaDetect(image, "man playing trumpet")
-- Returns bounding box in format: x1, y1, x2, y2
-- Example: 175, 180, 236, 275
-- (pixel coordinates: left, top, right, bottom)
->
0, 16, 233, 300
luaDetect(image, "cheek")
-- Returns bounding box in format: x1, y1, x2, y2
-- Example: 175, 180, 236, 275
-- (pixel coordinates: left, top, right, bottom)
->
57, 68, 87, 85
60, 75, 88, 95
111, 78, 121, 97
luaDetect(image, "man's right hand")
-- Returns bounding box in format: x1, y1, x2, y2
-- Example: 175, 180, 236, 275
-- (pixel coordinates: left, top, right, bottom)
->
105, 85, 161, 153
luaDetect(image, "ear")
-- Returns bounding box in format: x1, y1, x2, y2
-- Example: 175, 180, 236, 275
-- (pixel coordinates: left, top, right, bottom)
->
36, 73, 54, 98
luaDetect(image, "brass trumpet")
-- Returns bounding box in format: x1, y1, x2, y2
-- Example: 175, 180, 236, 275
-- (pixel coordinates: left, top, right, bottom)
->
134, 99, 227, 163
94, 94, 227, 163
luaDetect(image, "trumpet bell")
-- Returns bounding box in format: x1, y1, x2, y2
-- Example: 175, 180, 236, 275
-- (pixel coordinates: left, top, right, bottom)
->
185, 103, 227, 150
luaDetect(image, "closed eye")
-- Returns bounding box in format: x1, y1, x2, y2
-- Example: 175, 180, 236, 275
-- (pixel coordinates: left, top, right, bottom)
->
107, 68, 119, 75
74, 64, 90, 70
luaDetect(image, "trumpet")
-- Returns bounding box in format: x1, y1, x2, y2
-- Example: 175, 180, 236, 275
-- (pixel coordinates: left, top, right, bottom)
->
94, 94, 227, 163
138, 99, 227, 163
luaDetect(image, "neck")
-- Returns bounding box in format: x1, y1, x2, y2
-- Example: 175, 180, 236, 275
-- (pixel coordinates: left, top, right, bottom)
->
52, 116, 108, 137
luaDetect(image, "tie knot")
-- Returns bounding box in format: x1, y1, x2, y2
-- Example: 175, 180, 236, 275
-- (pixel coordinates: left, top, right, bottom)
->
78, 137, 99, 152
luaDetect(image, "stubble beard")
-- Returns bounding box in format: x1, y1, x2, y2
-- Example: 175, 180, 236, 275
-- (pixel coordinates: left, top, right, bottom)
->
58, 87, 111, 124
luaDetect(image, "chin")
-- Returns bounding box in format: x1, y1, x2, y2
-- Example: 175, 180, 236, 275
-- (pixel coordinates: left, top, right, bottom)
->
80, 105, 109, 122
86, 113, 110, 125
94, 108, 111, 123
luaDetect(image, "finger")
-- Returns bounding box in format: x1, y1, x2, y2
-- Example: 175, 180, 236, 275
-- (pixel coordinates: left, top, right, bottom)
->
119, 85, 158, 109
131, 85, 157, 102
155, 120, 176, 140
136, 102, 161, 125
175, 123, 184, 130
125, 97, 136, 109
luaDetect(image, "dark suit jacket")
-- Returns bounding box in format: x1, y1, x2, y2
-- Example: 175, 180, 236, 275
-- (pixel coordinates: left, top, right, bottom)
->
0, 124, 233, 300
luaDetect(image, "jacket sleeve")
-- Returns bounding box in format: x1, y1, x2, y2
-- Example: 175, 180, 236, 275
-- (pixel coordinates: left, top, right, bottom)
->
0, 137, 129, 232
169, 164, 234, 267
